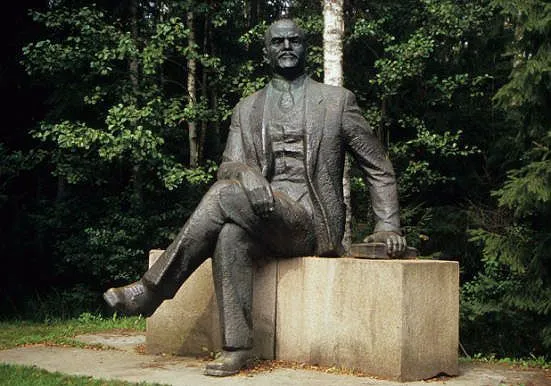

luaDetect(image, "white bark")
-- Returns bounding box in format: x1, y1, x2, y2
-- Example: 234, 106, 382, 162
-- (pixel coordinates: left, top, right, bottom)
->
323, 0, 344, 87
187, 11, 199, 168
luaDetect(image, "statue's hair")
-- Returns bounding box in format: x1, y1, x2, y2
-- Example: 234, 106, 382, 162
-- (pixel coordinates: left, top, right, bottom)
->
264, 19, 305, 48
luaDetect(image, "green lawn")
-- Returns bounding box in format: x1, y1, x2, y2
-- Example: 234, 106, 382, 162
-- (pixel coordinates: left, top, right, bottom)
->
0, 363, 164, 386
0, 313, 160, 385
0, 313, 145, 350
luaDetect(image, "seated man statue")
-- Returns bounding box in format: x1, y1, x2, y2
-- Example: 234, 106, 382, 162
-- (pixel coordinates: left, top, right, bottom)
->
104, 18, 406, 377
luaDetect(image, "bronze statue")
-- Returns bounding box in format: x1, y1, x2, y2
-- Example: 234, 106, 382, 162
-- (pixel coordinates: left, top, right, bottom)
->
104, 19, 406, 376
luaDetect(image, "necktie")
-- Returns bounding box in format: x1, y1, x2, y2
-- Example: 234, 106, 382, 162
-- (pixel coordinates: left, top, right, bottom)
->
279, 82, 294, 111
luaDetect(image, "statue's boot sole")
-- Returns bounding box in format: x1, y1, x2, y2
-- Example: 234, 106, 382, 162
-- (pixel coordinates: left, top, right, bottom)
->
102, 283, 159, 317
203, 350, 253, 377
103, 289, 124, 311
204, 367, 240, 377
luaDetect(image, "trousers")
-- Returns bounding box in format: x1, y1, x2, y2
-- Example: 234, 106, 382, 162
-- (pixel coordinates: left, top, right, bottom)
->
142, 179, 316, 349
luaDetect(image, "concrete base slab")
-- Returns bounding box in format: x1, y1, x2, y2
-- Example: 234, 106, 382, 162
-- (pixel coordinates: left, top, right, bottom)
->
1, 336, 549, 386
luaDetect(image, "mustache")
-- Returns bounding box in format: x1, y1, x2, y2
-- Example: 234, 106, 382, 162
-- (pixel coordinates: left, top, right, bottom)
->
278, 52, 298, 59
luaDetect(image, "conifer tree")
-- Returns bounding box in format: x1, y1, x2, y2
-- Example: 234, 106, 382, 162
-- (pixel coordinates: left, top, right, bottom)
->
468, 0, 551, 352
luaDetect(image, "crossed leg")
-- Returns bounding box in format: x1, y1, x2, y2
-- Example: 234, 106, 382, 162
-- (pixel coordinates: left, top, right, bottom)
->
141, 179, 315, 299
104, 179, 315, 361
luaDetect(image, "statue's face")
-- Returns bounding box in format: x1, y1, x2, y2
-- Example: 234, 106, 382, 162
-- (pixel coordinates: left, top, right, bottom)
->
265, 20, 305, 79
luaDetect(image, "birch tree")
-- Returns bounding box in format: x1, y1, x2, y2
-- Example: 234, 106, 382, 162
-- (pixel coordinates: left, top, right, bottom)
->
323, 0, 344, 86
187, 11, 199, 167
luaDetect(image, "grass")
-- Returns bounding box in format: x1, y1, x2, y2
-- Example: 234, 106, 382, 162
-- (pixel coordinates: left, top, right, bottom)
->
0, 363, 165, 386
0, 313, 145, 350
0, 313, 157, 385
460, 354, 551, 370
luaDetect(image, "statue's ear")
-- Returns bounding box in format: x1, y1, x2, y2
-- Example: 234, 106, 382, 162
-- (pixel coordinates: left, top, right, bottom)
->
262, 47, 269, 64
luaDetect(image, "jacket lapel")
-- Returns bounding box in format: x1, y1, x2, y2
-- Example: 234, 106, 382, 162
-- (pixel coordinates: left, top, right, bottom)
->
248, 88, 269, 175
305, 78, 325, 175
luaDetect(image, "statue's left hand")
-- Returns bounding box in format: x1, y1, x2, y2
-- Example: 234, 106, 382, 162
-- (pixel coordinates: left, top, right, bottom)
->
363, 231, 407, 257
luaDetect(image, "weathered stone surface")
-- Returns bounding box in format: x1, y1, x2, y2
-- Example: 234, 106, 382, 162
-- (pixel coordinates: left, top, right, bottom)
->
146, 253, 459, 381
146, 250, 221, 356
275, 257, 459, 381
401, 260, 459, 381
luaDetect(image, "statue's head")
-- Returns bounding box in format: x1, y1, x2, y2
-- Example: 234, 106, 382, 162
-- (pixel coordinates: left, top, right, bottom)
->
264, 19, 306, 79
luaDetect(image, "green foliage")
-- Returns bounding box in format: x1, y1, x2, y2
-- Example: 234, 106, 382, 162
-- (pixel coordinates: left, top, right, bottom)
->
16, 2, 226, 307
347, 0, 493, 201
461, 250, 551, 356
466, 0, 551, 355
16, 286, 102, 321
23, 4, 224, 189
0, 145, 45, 207
392, 121, 479, 196
345, 0, 497, 268
498, 158, 551, 217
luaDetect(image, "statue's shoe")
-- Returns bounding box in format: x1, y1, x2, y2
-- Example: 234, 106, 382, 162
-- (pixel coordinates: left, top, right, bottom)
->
103, 280, 162, 317
204, 349, 254, 377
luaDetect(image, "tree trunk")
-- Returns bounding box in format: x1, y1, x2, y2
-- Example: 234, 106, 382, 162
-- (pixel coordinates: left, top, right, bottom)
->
129, 0, 139, 96
323, 0, 351, 253
209, 16, 221, 157
323, 0, 344, 86
199, 15, 209, 164
129, 0, 143, 207
187, 11, 199, 168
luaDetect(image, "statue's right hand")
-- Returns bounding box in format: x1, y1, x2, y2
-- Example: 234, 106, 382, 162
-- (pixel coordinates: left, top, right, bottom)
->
240, 170, 275, 217
247, 186, 275, 217
364, 231, 407, 257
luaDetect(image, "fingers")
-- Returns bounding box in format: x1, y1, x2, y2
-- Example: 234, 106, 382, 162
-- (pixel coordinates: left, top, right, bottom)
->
386, 234, 407, 257
249, 186, 275, 217
364, 231, 391, 244
239, 170, 274, 217
364, 231, 407, 257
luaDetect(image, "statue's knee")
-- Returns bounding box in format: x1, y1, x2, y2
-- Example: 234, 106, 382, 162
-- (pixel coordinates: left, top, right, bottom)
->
209, 179, 240, 195
219, 223, 247, 242
202, 180, 236, 203
210, 179, 248, 208
201, 180, 249, 221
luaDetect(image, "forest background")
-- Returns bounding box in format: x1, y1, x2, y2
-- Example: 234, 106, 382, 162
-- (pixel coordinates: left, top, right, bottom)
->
1, 0, 549, 360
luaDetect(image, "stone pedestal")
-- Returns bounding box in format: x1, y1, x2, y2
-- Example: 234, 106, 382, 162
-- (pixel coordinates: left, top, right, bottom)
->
146, 252, 459, 382
275, 258, 459, 381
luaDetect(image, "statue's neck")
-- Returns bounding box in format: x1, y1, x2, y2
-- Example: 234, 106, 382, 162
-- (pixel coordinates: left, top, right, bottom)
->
271, 73, 306, 91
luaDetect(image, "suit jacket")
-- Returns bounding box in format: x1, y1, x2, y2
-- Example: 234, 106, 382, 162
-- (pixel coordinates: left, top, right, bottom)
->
218, 77, 401, 256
